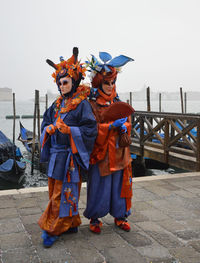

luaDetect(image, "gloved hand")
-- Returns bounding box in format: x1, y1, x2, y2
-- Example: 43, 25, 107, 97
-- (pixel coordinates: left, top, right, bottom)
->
119, 124, 127, 134
109, 117, 127, 130
46, 124, 57, 135
56, 117, 70, 134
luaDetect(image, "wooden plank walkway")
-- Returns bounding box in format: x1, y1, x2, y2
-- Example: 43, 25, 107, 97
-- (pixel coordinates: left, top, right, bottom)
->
131, 111, 200, 171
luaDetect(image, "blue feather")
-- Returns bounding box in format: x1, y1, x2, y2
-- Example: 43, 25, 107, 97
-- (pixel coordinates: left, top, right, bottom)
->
108, 55, 134, 67
91, 55, 100, 66
104, 65, 111, 72
99, 52, 112, 63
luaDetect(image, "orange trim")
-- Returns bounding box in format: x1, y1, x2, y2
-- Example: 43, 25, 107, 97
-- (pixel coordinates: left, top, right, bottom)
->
121, 164, 132, 211
69, 133, 78, 154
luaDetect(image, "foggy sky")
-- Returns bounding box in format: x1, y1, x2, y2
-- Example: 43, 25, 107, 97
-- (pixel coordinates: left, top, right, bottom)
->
0, 0, 200, 100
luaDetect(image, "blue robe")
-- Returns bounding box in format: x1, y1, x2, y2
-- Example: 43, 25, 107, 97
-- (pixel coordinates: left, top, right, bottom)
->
40, 98, 97, 218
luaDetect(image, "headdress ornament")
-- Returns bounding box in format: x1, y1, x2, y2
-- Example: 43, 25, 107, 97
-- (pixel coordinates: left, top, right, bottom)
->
86, 52, 134, 90
46, 47, 86, 85
86, 51, 134, 79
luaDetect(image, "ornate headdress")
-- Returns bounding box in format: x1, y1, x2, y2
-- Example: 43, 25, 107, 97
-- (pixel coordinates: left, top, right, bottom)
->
46, 47, 86, 86
86, 52, 134, 89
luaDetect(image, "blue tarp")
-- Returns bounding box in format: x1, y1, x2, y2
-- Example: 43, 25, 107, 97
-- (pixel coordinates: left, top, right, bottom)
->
0, 131, 22, 164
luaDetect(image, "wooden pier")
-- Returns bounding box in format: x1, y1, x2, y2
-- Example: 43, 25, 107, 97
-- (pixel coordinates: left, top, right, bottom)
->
130, 111, 200, 171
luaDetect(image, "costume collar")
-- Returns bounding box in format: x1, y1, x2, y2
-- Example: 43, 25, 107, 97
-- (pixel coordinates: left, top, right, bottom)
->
96, 87, 117, 106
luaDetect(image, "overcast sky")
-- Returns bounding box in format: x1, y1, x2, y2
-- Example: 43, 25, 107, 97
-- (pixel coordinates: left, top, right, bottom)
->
0, 0, 200, 100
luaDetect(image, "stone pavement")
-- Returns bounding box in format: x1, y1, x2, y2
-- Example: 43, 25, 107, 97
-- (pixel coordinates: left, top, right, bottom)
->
0, 172, 200, 263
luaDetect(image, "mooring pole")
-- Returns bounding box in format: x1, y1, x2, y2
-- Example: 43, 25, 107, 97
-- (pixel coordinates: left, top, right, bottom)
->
180, 87, 184, 113
31, 90, 37, 174
147, 87, 151, 112
12, 93, 16, 144
129, 92, 132, 107
45, 93, 48, 111
184, 92, 187, 114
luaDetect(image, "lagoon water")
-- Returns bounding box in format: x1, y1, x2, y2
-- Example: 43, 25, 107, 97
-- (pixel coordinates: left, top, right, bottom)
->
0, 98, 199, 190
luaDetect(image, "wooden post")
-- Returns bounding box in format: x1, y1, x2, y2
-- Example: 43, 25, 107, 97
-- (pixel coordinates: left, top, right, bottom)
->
159, 93, 161, 112
129, 92, 132, 107
184, 92, 187, 114
196, 121, 200, 171
36, 90, 41, 160
12, 93, 16, 144
180, 87, 184, 113
45, 93, 48, 111
164, 120, 169, 163
31, 90, 37, 174
147, 87, 151, 112
139, 117, 144, 157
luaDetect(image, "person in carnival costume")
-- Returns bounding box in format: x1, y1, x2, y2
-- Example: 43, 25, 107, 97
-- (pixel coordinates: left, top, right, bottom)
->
83, 52, 134, 234
38, 47, 97, 247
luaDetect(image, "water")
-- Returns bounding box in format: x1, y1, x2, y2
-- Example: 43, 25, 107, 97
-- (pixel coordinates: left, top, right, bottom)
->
0, 99, 199, 190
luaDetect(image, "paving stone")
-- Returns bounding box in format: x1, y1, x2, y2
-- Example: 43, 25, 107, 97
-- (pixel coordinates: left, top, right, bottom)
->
145, 258, 177, 263
13, 193, 33, 199
132, 201, 153, 211
173, 189, 197, 198
64, 239, 105, 263
132, 188, 159, 202
0, 218, 24, 234
1, 174, 200, 263
128, 210, 150, 223
156, 219, 186, 233
143, 185, 173, 197
36, 247, 76, 263
2, 248, 39, 263
166, 210, 198, 221
146, 231, 183, 248
0, 207, 18, 219
21, 214, 41, 225
32, 191, 49, 200
0, 198, 15, 208
140, 208, 171, 221
178, 219, 200, 231
0, 232, 31, 250
175, 230, 200, 240
102, 246, 147, 263
136, 245, 171, 259
18, 206, 42, 216
169, 247, 200, 263
38, 200, 48, 211
188, 240, 200, 253
15, 197, 38, 209
119, 231, 153, 247
159, 183, 181, 191
147, 199, 187, 213
25, 223, 41, 235
136, 222, 167, 233
84, 231, 128, 250
184, 187, 200, 194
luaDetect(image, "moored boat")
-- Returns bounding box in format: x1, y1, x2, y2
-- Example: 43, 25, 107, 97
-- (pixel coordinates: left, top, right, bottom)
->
0, 159, 26, 183
0, 130, 26, 184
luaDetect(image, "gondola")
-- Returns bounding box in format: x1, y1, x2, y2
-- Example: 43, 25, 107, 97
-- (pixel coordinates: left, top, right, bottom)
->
18, 121, 39, 155
0, 130, 26, 183
0, 159, 26, 183
18, 122, 47, 172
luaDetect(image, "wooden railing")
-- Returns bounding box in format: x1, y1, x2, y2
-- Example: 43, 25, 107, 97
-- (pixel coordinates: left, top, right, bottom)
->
130, 111, 200, 171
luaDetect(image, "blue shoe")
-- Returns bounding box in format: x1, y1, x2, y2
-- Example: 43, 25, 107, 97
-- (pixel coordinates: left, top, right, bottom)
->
41, 230, 58, 248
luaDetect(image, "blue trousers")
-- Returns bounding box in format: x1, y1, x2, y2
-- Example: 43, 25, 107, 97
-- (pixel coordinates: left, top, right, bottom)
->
83, 164, 131, 219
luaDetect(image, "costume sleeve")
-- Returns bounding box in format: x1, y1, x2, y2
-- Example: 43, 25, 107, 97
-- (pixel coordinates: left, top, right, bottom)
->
70, 100, 97, 170
40, 103, 55, 162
